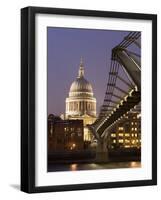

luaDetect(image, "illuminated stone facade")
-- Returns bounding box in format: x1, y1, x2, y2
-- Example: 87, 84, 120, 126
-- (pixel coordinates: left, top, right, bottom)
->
65, 59, 97, 141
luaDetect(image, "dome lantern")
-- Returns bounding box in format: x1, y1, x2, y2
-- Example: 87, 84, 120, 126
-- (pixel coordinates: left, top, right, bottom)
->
78, 57, 84, 78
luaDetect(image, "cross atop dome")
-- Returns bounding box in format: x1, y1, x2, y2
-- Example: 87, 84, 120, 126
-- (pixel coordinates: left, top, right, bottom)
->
78, 57, 84, 78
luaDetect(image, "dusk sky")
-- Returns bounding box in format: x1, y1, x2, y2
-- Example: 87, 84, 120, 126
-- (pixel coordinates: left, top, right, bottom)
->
47, 27, 132, 116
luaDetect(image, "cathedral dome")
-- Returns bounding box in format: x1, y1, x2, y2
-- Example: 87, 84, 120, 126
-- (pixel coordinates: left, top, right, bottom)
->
69, 77, 93, 94
69, 58, 94, 97
66, 58, 96, 119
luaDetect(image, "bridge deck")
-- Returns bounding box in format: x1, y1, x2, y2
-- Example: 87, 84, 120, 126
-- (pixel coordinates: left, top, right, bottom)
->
97, 90, 140, 135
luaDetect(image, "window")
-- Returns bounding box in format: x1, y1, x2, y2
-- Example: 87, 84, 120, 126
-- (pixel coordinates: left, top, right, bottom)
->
118, 127, 123, 131
125, 139, 130, 143
124, 145, 130, 148
119, 139, 123, 143
131, 139, 136, 144
77, 128, 81, 132
111, 133, 116, 137
125, 133, 130, 137
78, 132, 82, 137
119, 133, 124, 137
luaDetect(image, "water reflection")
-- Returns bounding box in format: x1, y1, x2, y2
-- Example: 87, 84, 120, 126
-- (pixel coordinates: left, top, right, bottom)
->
70, 164, 78, 171
48, 161, 141, 172
130, 161, 141, 168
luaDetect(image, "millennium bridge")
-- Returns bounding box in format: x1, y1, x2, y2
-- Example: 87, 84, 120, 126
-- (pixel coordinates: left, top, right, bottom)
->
88, 31, 141, 161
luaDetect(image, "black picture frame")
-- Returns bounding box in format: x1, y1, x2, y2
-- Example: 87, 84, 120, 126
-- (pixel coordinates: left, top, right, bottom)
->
21, 6, 157, 193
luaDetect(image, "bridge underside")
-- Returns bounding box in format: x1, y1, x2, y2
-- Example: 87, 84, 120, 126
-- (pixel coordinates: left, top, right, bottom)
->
97, 90, 140, 135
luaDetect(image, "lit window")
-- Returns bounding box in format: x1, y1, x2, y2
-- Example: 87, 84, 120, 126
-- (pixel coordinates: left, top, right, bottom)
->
72, 143, 76, 148
131, 140, 136, 144
119, 139, 123, 143
119, 133, 124, 137
111, 133, 116, 137
135, 133, 137, 137
118, 127, 123, 131
131, 133, 134, 137
137, 114, 141, 119
135, 122, 137, 125
125, 133, 130, 137
135, 128, 137, 131
125, 139, 130, 143
131, 122, 134, 125
113, 139, 116, 143
131, 128, 134, 131
124, 145, 130, 148
70, 143, 76, 150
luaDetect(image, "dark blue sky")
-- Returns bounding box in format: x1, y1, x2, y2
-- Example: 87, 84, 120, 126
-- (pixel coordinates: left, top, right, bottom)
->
47, 27, 131, 116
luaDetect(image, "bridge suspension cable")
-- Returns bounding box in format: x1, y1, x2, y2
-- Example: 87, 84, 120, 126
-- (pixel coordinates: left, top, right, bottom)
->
93, 31, 141, 133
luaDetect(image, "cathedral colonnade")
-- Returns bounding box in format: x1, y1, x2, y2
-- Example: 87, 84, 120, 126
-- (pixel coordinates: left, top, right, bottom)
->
66, 100, 96, 115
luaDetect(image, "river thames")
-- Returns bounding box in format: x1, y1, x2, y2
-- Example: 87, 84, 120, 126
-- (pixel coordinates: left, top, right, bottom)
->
48, 161, 141, 172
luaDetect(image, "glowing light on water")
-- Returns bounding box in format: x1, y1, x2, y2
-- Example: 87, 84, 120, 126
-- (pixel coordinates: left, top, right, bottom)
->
130, 161, 140, 168
49, 161, 141, 172
90, 163, 98, 169
70, 164, 78, 171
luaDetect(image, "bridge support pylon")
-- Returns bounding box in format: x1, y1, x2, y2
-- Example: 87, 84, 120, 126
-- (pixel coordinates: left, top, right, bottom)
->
95, 138, 109, 163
